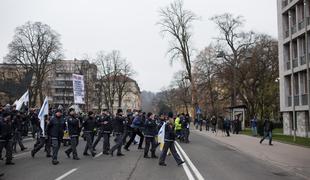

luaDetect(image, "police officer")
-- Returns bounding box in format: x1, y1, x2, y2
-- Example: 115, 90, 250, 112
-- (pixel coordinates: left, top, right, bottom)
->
47, 109, 65, 165
182, 114, 190, 143
122, 111, 134, 145
0, 112, 14, 165
83, 111, 96, 157
110, 109, 125, 156
159, 112, 184, 166
144, 112, 158, 159
31, 114, 51, 158
101, 111, 113, 154
93, 109, 108, 151
12, 111, 27, 152
65, 108, 81, 160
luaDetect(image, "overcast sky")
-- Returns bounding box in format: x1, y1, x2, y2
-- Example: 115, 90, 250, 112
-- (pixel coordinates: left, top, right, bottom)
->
0, 0, 277, 92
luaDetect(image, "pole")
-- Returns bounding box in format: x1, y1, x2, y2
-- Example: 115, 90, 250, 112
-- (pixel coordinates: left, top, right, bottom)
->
304, 0, 309, 138
289, 10, 297, 141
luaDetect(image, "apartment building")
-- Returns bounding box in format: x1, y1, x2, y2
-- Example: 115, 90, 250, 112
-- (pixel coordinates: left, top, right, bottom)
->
278, 0, 310, 137
47, 59, 97, 111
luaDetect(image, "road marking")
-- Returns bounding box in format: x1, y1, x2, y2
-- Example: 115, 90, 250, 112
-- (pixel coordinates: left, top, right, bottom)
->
175, 146, 195, 180
14, 152, 29, 157
175, 142, 205, 180
94, 152, 103, 158
55, 168, 77, 180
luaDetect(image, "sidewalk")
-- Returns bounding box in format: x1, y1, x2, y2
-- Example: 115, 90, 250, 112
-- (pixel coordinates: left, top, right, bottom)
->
192, 129, 310, 179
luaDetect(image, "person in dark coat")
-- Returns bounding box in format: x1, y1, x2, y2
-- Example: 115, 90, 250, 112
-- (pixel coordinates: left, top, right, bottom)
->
47, 109, 65, 165
211, 116, 217, 133
65, 108, 81, 160
93, 110, 113, 154
260, 117, 274, 145
92, 112, 104, 151
31, 114, 51, 158
124, 111, 144, 151
109, 109, 125, 156
12, 111, 27, 152
144, 112, 158, 158
158, 112, 184, 166
223, 117, 230, 137
82, 111, 96, 157
0, 112, 14, 165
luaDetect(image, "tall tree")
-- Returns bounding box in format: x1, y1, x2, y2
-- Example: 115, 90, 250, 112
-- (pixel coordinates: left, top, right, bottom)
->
5, 21, 63, 106
194, 46, 222, 116
172, 71, 191, 114
158, 0, 199, 116
211, 13, 256, 107
95, 50, 133, 112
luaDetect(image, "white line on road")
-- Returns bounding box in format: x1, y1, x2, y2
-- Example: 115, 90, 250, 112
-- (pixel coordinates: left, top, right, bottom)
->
175, 146, 195, 180
55, 168, 78, 180
175, 142, 205, 180
94, 152, 103, 158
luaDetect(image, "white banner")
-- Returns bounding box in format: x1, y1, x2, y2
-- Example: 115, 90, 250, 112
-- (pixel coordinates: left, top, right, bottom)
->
38, 97, 49, 137
16, 90, 29, 110
72, 74, 85, 104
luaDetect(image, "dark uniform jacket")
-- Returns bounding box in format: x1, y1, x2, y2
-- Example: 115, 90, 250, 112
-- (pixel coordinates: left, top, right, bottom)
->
0, 118, 13, 140
97, 115, 113, 133
144, 118, 158, 137
12, 114, 23, 132
164, 122, 176, 142
112, 114, 125, 134
67, 115, 80, 136
47, 116, 65, 138
83, 116, 96, 132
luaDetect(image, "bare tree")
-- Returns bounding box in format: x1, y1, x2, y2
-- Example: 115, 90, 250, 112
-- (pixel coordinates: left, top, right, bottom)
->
5, 21, 63, 106
158, 0, 199, 116
194, 46, 222, 116
95, 50, 133, 113
172, 71, 191, 114
115, 59, 135, 109
211, 13, 256, 107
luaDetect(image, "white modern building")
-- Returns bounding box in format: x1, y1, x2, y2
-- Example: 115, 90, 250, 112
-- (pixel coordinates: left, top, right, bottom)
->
278, 0, 310, 137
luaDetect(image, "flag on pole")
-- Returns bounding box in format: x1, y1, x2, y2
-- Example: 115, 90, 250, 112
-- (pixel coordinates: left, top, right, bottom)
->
38, 97, 49, 137
158, 122, 166, 151
16, 91, 29, 110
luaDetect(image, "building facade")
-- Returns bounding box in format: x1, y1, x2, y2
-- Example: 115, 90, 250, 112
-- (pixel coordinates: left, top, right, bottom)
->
94, 77, 141, 114
46, 59, 97, 111
278, 0, 310, 137
0, 64, 33, 105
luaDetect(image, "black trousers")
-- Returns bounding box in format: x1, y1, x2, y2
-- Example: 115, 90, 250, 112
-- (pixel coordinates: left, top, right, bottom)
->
0, 139, 13, 163
84, 132, 95, 154
93, 130, 103, 150
12, 131, 25, 152
159, 141, 182, 164
110, 133, 123, 154
33, 137, 51, 156
65, 136, 79, 158
124, 129, 144, 149
225, 128, 230, 136
183, 128, 190, 143
144, 136, 156, 156
102, 133, 110, 153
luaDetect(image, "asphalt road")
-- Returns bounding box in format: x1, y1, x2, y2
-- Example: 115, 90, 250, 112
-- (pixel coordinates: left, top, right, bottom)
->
0, 131, 306, 180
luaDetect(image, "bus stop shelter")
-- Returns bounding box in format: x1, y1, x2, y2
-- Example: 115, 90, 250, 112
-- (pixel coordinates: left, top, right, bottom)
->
226, 105, 247, 130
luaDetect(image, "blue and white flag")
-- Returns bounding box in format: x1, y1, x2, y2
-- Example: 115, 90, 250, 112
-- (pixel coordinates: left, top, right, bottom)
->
16, 91, 29, 110
38, 97, 49, 137
158, 122, 166, 151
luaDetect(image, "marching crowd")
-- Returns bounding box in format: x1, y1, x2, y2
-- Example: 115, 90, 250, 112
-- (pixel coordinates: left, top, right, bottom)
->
0, 104, 192, 177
